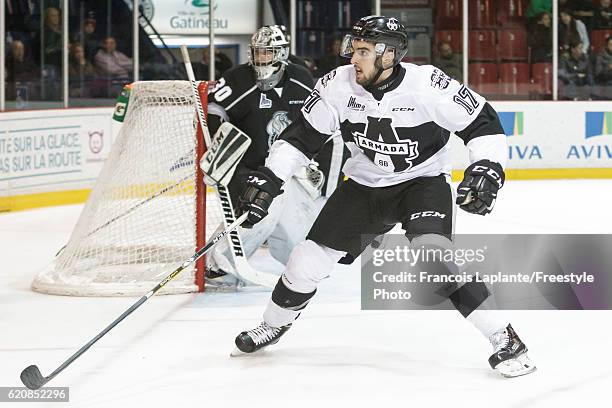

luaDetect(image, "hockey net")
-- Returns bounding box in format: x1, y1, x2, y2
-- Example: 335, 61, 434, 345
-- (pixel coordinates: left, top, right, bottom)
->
32, 81, 224, 296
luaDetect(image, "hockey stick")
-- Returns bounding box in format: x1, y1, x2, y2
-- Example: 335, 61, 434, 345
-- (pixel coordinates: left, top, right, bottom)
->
180, 45, 277, 288
20, 212, 248, 390
55, 173, 192, 257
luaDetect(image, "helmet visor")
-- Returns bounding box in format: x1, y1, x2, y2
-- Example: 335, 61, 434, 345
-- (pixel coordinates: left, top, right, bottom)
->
340, 34, 388, 59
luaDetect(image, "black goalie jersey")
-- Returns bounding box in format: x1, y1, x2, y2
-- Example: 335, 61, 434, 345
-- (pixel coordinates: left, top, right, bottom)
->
273, 63, 507, 188
207, 63, 347, 196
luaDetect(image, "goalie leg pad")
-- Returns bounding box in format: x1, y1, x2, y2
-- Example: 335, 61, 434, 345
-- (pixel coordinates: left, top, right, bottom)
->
268, 178, 325, 265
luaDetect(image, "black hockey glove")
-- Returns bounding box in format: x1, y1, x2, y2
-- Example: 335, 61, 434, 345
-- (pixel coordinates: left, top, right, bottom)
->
238, 166, 284, 228
456, 160, 505, 216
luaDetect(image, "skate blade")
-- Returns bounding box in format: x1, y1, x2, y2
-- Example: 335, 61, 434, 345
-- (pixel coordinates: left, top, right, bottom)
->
496, 353, 537, 378
230, 347, 246, 357
230, 347, 265, 357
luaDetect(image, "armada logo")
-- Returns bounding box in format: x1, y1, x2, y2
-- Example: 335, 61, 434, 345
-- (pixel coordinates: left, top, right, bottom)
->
386, 18, 399, 30
347, 96, 365, 111
355, 135, 416, 156
430, 69, 451, 90
321, 70, 336, 87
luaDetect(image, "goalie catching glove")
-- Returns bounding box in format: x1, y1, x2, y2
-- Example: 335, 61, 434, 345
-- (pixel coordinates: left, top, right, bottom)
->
456, 159, 505, 215
238, 166, 284, 228
200, 122, 251, 186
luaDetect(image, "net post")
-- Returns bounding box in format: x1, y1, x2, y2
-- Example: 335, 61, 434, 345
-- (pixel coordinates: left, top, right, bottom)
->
195, 81, 209, 292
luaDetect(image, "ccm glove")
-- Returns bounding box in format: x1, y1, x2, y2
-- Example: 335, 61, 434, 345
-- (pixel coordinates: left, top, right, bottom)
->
456, 160, 505, 215
238, 166, 284, 228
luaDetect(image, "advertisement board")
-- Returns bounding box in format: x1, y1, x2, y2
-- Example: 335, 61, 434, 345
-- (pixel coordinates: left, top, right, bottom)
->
451, 102, 612, 175
0, 108, 115, 211
141, 0, 258, 35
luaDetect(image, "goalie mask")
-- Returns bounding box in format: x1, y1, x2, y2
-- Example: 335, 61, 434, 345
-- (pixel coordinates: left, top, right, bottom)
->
340, 16, 409, 85
248, 25, 290, 91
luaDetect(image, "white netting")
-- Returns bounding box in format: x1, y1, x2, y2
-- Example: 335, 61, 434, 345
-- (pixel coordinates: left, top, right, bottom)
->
32, 81, 222, 296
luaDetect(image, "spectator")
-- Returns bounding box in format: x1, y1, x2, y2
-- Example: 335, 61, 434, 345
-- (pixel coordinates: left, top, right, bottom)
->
5, 40, 38, 83
432, 41, 463, 82
315, 37, 350, 77
559, 10, 590, 55
566, 0, 595, 28
74, 12, 101, 61
594, 36, 612, 85
69, 43, 97, 97
559, 41, 593, 99
94, 36, 133, 78
37, 6, 63, 67
193, 47, 234, 80
527, 0, 552, 22
529, 12, 553, 62
5, 40, 39, 101
593, 0, 612, 29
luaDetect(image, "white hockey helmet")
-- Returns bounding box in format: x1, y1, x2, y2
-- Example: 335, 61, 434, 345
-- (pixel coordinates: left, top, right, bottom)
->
248, 25, 290, 91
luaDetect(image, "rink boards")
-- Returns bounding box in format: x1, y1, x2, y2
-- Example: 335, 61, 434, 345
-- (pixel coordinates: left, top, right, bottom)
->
1, 101, 611, 212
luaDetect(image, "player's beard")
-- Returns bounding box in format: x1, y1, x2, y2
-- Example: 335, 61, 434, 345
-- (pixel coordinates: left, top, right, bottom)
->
354, 66, 374, 86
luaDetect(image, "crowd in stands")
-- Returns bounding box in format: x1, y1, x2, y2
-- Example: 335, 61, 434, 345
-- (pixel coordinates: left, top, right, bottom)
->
3, 1, 610, 104
4, 5, 136, 101
433, 0, 611, 100
4, 4, 238, 105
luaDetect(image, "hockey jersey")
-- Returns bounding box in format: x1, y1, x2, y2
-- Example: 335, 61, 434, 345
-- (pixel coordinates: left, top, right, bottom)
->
267, 63, 507, 188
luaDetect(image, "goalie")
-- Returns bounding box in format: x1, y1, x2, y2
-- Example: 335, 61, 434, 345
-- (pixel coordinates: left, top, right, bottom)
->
202, 25, 347, 286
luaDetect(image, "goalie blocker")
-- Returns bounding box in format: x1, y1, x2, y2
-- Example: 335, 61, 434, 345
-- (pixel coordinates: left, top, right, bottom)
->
200, 122, 252, 187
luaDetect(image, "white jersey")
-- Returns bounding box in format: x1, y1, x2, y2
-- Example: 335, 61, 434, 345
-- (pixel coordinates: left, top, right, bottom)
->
267, 63, 506, 188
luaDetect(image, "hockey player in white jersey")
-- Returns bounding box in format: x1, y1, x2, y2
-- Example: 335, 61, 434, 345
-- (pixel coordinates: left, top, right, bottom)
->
232, 16, 536, 377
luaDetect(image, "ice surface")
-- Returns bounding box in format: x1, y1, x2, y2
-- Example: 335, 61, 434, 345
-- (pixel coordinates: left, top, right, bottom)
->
2, 180, 612, 407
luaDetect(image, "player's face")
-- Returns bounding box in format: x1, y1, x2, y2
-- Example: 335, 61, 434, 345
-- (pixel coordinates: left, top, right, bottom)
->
252, 48, 274, 65
350, 39, 378, 85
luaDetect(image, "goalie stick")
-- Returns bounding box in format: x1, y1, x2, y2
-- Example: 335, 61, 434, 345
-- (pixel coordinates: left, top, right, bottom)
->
20, 213, 248, 390
180, 45, 278, 289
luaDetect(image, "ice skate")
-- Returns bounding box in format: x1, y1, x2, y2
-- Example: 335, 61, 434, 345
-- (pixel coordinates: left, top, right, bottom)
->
488, 324, 536, 378
231, 321, 291, 356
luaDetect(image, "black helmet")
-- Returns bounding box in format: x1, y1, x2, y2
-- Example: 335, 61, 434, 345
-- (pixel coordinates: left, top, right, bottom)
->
340, 16, 409, 67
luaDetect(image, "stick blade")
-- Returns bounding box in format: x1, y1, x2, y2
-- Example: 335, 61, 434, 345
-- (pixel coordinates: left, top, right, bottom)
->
21, 365, 46, 390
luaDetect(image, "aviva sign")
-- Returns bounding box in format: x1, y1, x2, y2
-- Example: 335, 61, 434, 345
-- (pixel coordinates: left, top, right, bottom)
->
498, 111, 542, 160
585, 112, 612, 139
498, 111, 524, 136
